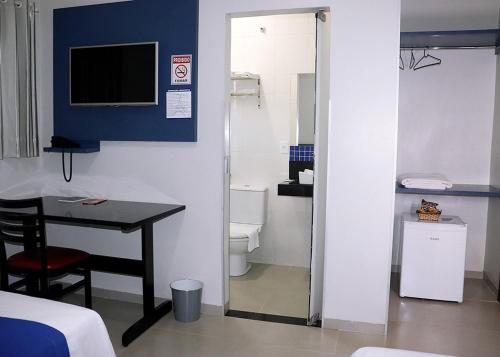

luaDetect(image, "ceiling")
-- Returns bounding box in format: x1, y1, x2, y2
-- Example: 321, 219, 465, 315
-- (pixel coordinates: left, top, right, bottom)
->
401, 0, 500, 32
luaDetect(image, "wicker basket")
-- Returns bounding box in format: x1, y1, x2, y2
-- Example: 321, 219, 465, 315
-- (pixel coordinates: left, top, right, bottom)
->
417, 212, 441, 221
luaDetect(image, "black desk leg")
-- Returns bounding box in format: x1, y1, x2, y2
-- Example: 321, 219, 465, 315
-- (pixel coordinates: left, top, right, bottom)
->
122, 223, 173, 346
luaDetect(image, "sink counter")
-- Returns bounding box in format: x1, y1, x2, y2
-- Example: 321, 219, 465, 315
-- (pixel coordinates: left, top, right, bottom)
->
277, 181, 313, 198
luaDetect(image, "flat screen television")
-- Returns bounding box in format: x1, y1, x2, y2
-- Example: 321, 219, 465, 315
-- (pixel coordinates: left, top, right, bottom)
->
70, 42, 158, 106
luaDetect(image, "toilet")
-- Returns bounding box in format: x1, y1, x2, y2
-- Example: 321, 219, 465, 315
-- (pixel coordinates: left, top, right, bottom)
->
229, 184, 267, 276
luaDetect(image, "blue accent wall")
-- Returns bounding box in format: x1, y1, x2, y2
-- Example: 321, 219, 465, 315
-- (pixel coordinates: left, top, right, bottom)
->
53, 0, 198, 142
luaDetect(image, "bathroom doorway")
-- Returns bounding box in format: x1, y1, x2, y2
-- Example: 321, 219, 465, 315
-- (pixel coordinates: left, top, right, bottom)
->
223, 10, 330, 326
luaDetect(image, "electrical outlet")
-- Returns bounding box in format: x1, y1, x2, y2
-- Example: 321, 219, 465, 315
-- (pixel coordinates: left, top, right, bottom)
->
279, 141, 289, 154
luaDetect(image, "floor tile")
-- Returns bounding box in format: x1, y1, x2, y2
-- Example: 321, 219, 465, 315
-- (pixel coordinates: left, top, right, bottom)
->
58, 276, 500, 357
260, 287, 309, 317
334, 331, 388, 357
102, 317, 131, 355
463, 278, 497, 302
118, 328, 239, 357
229, 263, 310, 318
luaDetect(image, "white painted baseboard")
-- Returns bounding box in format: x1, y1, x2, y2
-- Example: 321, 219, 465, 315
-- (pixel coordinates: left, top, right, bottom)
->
484, 273, 499, 296
323, 318, 386, 335
77, 287, 224, 316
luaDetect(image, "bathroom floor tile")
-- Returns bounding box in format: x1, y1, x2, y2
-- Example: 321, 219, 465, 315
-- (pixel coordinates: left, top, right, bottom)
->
229, 263, 310, 318
260, 287, 310, 317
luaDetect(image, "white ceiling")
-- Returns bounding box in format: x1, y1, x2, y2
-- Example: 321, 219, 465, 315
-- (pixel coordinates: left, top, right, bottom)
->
401, 0, 500, 31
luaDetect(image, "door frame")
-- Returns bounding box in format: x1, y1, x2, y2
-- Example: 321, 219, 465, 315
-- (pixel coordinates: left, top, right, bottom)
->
222, 8, 331, 323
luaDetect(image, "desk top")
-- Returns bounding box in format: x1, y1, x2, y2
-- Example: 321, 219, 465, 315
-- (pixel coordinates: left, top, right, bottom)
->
42, 196, 185, 232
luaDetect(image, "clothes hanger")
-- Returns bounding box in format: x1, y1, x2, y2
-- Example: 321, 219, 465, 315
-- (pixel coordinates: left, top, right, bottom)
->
409, 49, 416, 69
413, 49, 441, 71
399, 50, 405, 70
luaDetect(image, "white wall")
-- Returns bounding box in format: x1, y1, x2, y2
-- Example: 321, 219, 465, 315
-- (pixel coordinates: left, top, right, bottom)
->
484, 12, 500, 290
2, 0, 400, 329
321, 0, 400, 328
401, 0, 500, 31
395, 50, 497, 273
230, 14, 315, 268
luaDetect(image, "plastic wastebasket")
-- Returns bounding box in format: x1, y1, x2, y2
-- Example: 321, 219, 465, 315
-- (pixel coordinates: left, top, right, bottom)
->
170, 279, 203, 322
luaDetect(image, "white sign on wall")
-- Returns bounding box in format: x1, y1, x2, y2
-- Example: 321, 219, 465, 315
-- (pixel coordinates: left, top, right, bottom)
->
166, 90, 191, 119
171, 54, 192, 85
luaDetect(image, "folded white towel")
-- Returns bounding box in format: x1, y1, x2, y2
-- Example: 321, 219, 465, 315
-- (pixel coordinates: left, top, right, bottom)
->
399, 173, 452, 190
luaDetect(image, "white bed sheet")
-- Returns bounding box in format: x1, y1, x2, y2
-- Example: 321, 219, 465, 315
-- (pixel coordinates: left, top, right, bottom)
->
0, 291, 115, 357
352, 347, 455, 357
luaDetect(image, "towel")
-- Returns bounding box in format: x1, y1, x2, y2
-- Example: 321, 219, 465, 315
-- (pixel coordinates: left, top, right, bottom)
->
399, 173, 452, 190
230, 223, 261, 252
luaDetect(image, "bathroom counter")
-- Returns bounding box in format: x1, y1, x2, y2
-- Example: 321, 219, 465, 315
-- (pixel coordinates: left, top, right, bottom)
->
277, 181, 313, 198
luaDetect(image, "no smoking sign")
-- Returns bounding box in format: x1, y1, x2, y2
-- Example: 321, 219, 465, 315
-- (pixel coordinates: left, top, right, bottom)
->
171, 54, 192, 85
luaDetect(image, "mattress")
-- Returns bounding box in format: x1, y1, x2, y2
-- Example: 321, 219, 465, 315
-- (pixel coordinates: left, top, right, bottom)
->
0, 291, 115, 357
352, 347, 455, 357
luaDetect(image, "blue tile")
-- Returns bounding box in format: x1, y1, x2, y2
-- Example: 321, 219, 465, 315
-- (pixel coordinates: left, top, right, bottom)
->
289, 144, 315, 162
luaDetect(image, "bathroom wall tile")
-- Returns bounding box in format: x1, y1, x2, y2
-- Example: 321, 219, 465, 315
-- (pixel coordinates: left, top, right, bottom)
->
275, 33, 316, 75
289, 145, 314, 162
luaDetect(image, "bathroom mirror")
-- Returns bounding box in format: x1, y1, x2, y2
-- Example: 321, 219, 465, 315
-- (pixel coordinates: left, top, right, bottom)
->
290, 73, 316, 145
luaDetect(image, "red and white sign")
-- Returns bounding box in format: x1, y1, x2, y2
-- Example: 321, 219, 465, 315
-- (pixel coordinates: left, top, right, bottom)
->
171, 54, 192, 85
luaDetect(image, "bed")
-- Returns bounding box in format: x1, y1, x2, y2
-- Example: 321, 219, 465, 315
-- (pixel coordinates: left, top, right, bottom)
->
0, 291, 115, 357
352, 347, 455, 357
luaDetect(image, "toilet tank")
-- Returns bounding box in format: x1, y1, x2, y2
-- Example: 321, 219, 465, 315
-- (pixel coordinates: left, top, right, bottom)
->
230, 184, 268, 225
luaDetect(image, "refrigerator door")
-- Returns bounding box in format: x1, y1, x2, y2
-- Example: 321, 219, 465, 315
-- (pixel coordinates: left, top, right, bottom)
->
400, 220, 467, 302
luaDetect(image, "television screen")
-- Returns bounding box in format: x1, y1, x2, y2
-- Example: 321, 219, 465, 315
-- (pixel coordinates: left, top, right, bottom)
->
70, 42, 158, 106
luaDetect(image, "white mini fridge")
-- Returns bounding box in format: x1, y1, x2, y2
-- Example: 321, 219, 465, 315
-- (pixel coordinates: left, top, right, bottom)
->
400, 214, 467, 303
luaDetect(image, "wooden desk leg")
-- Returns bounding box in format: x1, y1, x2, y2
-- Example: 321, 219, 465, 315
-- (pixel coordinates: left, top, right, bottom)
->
122, 222, 173, 347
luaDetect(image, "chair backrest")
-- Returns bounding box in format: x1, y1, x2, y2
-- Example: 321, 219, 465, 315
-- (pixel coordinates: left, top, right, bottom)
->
0, 197, 47, 256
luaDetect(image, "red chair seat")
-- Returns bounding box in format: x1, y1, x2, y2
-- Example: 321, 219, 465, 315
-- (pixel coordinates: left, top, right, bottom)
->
7, 246, 89, 271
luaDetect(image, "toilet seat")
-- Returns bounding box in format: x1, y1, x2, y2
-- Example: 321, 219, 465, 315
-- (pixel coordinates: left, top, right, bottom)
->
230, 222, 262, 240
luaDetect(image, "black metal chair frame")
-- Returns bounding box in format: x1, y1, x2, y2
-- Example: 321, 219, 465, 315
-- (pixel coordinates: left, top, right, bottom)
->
0, 197, 92, 308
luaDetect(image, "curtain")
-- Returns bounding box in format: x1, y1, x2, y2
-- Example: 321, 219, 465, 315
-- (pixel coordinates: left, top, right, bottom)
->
0, 0, 39, 159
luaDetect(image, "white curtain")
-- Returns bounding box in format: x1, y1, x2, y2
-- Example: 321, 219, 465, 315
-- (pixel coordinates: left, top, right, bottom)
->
0, 0, 39, 159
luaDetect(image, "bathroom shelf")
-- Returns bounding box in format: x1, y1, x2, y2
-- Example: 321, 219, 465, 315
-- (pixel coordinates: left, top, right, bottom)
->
231, 72, 261, 108
278, 181, 313, 198
400, 29, 500, 51
395, 183, 500, 198
230, 90, 259, 96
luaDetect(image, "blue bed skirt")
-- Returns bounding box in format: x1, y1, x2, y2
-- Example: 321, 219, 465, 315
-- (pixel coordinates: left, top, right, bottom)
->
0, 317, 70, 357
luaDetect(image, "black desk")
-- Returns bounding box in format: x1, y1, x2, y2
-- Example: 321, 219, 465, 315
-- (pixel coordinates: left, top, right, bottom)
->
42, 196, 186, 346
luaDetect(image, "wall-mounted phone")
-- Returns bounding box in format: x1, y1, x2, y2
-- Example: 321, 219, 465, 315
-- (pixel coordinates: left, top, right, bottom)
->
50, 136, 80, 182
51, 136, 81, 149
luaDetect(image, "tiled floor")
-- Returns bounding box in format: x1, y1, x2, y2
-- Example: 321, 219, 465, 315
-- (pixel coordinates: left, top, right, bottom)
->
229, 263, 310, 318
64, 278, 500, 356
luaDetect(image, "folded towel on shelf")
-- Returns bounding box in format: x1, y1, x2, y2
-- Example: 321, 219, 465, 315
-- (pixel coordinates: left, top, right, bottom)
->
399, 173, 453, 190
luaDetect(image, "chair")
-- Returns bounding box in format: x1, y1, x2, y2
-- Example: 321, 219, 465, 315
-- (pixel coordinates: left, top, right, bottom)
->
0, 197, 92, 308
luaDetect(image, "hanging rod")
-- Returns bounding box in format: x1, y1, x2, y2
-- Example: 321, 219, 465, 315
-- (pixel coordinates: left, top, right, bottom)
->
401, 46, 498, 50
401, 29, 500, 53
